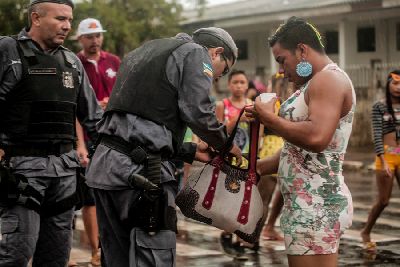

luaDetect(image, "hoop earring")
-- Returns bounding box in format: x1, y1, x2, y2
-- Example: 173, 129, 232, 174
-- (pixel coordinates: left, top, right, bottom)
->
296, 59, 312, 77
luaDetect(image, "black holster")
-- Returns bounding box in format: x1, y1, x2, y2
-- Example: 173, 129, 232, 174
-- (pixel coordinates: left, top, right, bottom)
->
128, 154, 164, 235
0, 160, 42, 213
99, 135, 176, 233
0, 160, 76, 216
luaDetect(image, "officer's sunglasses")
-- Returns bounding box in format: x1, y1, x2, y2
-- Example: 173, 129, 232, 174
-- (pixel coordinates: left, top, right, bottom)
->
220, 53, 230, 77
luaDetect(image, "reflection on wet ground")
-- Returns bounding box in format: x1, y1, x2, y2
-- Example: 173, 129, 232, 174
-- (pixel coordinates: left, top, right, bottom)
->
174, 169, 400, 266
70, 169, 400, 266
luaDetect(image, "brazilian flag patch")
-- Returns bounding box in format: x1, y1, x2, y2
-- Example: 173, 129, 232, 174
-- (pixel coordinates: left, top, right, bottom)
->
203, 62, 213, 78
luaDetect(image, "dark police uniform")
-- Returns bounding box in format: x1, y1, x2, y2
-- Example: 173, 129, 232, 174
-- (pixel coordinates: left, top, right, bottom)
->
86, 34, 231, 266
0, 29, 102, 266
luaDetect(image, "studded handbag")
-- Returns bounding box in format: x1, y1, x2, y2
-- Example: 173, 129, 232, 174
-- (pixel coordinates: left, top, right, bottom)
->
176, 109, 263, 244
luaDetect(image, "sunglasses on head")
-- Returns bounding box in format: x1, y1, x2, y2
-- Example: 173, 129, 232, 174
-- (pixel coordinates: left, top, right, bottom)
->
390, 72, 400, 82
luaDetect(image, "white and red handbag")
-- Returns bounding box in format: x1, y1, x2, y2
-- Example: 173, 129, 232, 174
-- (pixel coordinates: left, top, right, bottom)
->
176, 111, 263, 244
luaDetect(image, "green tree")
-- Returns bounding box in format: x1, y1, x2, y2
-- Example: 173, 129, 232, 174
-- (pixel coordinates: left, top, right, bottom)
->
181, 0, 207, 16
70, 0, 183, 57
0, 0, 28, 35
0, 0, 184, 58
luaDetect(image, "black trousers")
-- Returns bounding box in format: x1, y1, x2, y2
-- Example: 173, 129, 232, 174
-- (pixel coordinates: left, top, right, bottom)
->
93, 181, 178, 267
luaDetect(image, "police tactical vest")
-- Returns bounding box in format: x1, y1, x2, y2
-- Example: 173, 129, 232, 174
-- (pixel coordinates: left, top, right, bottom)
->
0, 39, 79, 144
106, 38, 190, 151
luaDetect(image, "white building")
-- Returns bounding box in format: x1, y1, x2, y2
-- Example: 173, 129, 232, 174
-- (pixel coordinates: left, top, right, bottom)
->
182, 0, 400, 146
182, 0, 400, 90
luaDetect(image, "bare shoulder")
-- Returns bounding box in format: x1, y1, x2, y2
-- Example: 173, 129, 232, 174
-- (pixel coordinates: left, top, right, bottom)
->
309, 68, 353, 116
215, 100, 224, 110
308, 68, 352, 99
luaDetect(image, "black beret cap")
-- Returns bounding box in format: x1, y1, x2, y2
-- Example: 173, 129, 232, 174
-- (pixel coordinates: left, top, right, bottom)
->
30, 0, 74, 9
193, 27, 238, 65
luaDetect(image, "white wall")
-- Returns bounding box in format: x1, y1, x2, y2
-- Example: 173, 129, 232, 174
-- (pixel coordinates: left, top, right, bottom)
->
388, 17, 400, 62
215, 13, 400, 92
230, 30, 271, 78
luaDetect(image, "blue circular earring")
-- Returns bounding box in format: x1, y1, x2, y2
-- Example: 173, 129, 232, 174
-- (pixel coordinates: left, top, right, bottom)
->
296, 60, 312, 77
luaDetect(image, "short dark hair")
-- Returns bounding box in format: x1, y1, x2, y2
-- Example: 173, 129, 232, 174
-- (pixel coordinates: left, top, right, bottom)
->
29, 0, 74, 9
228, 69, 247, 82
268, 16, 325, 54
386, 69, 400, 120
27, 4, 47, 28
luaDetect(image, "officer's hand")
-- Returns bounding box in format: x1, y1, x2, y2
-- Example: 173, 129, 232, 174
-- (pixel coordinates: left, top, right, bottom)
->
229, 144, 242, 166
99, 97, 109, 110
194, 141, 213, 163
195, 150, 212, 163
76, 146, 89, 167
0, 149, 4, 161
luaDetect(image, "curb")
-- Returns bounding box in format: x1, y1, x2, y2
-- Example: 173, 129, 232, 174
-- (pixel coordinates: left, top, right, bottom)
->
343, 160, 375, 171
343, 160, 364, 170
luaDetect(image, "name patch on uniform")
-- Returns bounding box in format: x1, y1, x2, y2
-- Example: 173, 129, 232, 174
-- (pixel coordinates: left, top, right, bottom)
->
203, 62, 213, 78
62, 72, 74, 88
28, 68, 57, 75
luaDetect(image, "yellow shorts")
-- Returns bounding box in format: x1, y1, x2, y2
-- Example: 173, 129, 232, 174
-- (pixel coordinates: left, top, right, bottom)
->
259, 135, 284, 159
375, 145, 400, 171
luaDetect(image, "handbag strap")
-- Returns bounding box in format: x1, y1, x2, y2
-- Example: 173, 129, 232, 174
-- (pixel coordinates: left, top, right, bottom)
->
248, 120, 260, 175
221, 107, 260, 174
220, 108, 244, 156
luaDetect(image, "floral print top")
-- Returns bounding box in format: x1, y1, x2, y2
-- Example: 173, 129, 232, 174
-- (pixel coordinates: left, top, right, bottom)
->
277, 63, 356, 255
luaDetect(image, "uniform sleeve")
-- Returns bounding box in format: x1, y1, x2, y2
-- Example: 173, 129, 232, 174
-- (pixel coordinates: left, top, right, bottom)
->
167, 44, 228, 152
0, 37, 21, 103
174, 142, 197, 164
371, 102, 384, 156
74, 58, 104, 141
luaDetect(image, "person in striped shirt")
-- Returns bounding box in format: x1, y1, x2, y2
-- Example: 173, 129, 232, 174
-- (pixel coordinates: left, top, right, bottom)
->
361, 69, 400, 252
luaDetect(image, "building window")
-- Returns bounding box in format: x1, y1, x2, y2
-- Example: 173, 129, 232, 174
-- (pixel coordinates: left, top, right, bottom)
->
357, 26, 375, 52
397, 23, 400, 51
235, 40, 248, 60
324, 31, 339, 54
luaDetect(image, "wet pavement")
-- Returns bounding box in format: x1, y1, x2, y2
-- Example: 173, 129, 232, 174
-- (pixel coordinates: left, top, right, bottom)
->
70, 155, 400, 266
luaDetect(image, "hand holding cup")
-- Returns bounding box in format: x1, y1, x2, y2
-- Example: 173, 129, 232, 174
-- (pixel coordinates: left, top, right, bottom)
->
245, 93, 280, 123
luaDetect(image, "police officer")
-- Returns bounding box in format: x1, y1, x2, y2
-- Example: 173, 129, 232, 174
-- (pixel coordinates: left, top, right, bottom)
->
0, 0, 102, 266
85, 28, 242, 266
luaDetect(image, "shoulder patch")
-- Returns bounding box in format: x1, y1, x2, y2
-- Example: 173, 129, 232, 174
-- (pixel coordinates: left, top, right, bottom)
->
63, 50, 79, 68
203, 62, 213, 78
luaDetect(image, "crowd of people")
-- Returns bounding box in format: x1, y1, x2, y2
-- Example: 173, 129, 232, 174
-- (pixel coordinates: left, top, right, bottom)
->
0, 1, 396, 267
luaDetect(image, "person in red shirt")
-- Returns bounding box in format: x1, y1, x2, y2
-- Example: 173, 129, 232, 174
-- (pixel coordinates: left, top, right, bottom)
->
77, 18, 121, 109
70, 18, 121, 267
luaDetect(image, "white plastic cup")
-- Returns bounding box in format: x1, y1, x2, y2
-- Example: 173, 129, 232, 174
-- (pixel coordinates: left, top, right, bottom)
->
260, 93, 276, 103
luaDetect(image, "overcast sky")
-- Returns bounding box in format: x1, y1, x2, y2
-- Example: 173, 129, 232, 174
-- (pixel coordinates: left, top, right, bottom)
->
207, 0, 237, 5
180, 0, 238, 8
